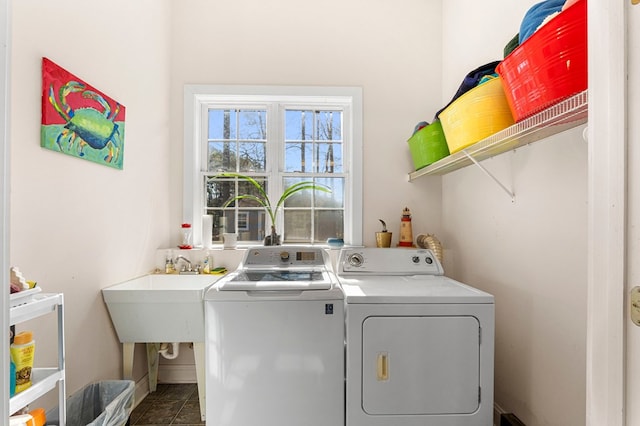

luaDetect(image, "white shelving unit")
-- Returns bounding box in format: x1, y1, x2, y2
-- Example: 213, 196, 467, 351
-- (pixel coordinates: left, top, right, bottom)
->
408, 90, 588, 181
9, 291, 65, 424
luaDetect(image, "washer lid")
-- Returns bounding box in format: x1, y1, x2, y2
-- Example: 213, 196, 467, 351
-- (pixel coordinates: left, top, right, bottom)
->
217, 269, 333, 291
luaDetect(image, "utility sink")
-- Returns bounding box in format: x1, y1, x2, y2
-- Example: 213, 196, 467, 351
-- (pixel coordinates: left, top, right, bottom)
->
102, 273, 222, 422
102, 273, 221, 342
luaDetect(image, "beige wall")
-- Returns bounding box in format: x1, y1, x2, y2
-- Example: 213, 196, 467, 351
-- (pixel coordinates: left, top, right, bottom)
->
10, 0, 172, 404
441, 129, 587, 426
442, 2, 587, 425
168, 0, 445, 248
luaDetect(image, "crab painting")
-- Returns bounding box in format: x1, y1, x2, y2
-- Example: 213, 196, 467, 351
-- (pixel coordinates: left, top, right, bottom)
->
41, 58, 125, 169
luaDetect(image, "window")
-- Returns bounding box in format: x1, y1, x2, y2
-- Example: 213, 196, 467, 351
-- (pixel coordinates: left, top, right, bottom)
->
184, 85, 362, 246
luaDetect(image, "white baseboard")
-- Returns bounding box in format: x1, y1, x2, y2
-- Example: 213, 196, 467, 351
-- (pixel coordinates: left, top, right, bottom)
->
158, 364, 197, 383
133, 374, 150, 409
132, 365, 197, 409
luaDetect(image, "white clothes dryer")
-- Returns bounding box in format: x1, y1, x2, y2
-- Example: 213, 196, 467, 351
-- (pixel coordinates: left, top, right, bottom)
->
204, 246, 344, 426
337, 247, 495, 426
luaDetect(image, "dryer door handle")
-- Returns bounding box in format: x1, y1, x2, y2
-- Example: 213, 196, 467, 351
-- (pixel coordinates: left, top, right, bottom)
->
377, 352, 389, 381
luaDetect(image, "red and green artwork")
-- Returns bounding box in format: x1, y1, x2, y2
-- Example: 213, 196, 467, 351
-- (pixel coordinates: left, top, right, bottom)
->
41, 57, 125, 169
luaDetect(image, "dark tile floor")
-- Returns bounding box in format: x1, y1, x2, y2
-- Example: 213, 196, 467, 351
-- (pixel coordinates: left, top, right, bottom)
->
129, 383, 204, 425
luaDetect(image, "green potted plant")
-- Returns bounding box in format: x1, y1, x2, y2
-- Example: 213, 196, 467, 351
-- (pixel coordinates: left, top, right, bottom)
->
216, 172, 332, 245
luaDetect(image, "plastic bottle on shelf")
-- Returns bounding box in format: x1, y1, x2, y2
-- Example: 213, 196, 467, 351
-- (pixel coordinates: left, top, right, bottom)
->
9, 357, 16, 396
180, 223, 193, 249
10, 331, 35, 393
203, 251, 211, 274
8, 410, 45, 426
165, 250, 176, 274
29, 408, 46, 426
9, 413, 32, 426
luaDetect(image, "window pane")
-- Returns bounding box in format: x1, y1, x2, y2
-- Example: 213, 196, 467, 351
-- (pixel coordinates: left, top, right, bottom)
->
282, 177, 314, 207
238, 142, 266, 172
206, 210, 226, 242
238, 110, 266, 140
316, 111, 342, 141
316, 142, 343, 173
207, 141, 237, 172
284, 210, 311, 241
315, 210, 344, 241
208, 109, 236, 140
206, 177, 236, 208
237, 178, 268, 207
237, 209, 266, 242
316, 177, 344, 208
285, 110, 313, 140
284, 142, 313, 173
206, 177, 268, 208
221, 210, 236, 233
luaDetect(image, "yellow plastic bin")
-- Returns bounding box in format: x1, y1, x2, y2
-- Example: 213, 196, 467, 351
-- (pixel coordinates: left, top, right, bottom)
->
407, 120, 450, 170
439, 77, 514, 154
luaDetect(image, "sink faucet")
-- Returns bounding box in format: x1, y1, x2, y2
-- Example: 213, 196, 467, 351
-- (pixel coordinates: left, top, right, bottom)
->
175, 255, 192, 272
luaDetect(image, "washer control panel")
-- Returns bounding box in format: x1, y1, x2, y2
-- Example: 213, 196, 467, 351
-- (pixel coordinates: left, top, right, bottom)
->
242, 246, 329, 268
339, 248, 444, 276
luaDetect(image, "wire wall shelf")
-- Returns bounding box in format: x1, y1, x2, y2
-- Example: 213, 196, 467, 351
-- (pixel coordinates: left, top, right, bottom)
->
408, 90, 588, 181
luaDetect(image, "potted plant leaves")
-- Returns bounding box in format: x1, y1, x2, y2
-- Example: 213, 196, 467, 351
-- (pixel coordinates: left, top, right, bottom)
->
215, 172, 332, 245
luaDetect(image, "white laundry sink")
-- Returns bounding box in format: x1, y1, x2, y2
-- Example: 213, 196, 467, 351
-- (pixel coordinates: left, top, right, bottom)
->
103, 273, 222, 422
102, 273, 221, 342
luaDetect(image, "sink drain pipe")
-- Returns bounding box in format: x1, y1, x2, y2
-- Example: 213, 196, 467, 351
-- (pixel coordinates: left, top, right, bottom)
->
158, 342, 180, 359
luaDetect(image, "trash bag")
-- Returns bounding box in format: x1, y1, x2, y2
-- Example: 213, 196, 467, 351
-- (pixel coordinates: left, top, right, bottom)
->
47, 380, 135, 426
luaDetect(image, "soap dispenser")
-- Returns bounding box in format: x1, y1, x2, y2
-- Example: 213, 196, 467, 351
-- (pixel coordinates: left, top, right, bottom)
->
165, 250, 176, 274
202, 251, 211, 274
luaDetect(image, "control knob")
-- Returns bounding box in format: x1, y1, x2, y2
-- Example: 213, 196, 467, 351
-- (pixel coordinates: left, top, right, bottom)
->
347, 253, 364, 267
280, 251, 290, 261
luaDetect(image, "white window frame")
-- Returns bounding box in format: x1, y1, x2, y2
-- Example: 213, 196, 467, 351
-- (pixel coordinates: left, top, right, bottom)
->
184, 85, 363, 247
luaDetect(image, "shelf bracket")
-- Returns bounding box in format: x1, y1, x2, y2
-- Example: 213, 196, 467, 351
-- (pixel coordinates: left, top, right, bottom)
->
462, 150, 515, 201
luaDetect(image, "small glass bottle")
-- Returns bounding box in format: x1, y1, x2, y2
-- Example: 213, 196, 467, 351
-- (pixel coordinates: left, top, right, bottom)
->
180, 223, 193, 249
165, 250, 176, 274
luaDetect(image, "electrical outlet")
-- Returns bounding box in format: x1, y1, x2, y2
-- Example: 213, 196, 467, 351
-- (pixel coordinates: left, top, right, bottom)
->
631, 287, 640, 326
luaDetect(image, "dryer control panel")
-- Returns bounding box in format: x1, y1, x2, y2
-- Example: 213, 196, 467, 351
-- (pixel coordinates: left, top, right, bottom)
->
338, 248, 444, 276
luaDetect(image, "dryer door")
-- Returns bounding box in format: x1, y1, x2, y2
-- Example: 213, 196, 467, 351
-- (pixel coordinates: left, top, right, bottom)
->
362, 316, 480, 415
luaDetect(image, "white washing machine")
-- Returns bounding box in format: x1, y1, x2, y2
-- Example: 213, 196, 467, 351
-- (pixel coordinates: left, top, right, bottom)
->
337, 247, 495, 426
204, 246, 344, 426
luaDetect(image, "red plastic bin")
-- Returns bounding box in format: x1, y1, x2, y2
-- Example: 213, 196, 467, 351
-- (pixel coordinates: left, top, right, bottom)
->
496, 0, 587, 121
